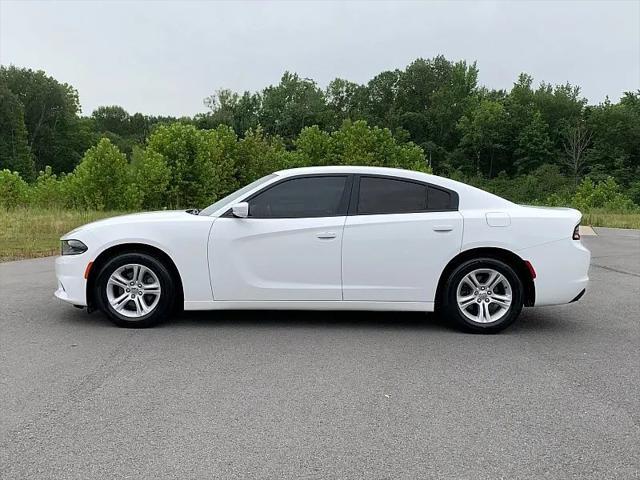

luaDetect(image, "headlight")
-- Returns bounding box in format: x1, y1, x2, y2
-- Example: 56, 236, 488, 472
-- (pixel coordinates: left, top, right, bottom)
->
61, 239, 88, 255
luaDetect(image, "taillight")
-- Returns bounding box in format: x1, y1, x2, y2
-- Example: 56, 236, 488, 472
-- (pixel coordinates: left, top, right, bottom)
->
573, 225, 581, 240
524, 260, 536, 279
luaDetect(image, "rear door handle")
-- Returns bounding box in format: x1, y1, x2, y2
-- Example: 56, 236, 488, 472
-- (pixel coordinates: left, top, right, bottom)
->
433, 225, 453, 232
316, 232, 337, 239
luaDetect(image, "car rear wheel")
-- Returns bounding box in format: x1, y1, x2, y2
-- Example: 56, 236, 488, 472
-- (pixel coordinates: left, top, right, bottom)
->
96, 252, 176, 328
443, 258, 523, 333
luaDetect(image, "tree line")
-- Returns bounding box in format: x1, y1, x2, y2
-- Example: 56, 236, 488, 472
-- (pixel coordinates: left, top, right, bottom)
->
0, 58, 638, 211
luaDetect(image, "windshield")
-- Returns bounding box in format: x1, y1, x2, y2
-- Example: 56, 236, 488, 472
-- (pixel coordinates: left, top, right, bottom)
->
199, 174, 277, 216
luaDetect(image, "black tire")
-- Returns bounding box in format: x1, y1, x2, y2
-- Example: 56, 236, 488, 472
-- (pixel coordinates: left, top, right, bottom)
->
441, 257, 523, 334
95, 252, 176, 328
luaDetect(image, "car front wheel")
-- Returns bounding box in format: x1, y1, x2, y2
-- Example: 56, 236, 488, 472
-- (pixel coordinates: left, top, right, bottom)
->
96, 252, 176, 328
443, 258, 523, 333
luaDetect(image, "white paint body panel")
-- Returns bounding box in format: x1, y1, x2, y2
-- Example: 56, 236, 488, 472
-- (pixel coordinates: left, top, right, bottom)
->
210, 216, 345, 300
342, 211, 463, 301
56, 211, 215, 306
54, 166, 590, 313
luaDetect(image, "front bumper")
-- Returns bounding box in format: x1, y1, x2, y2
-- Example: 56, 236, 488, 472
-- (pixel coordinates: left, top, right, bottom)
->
517, 238, 591, 307
54, 254, 89, 306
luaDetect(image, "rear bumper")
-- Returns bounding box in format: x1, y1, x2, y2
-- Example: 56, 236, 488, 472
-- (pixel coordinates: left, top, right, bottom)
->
517, 238, 590, 307
54, 254, 88, 306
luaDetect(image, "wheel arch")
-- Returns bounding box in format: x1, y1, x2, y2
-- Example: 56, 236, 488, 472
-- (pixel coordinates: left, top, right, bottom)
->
435, 247, 535, 309
86, 243, 184, 311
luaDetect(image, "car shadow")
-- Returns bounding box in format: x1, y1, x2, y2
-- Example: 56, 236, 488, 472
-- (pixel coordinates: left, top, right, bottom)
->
59, 303, 581, 336
168, 309, 453, 332
169, 307, 581, 336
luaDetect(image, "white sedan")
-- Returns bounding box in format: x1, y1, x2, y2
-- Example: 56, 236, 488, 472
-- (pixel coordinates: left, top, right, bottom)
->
55, 166, 590, 333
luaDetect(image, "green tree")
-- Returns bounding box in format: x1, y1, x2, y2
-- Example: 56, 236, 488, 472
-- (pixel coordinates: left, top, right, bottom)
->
294, 125, 334, 166
91, 106, 131, 136
295, 120, 429, 172
234, 127, 290, 185
533, 81, 585, 148
126, 147, 171, 209
0, 84, 35, 180
458, 99, 507, 177
584, 92, 640, 186
362, 69, 402, 128
260, 72, 328, 141
395, 56, 479, 157
69, 138, 130, 210
325, 78, 367, 128
0, 66, 91, 173
201, 89, 260, 135
514, 111, 553, 172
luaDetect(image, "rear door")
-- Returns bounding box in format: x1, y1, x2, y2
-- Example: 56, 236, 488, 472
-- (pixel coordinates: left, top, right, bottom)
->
210, 175, 351, 301
342, 175, 463, 302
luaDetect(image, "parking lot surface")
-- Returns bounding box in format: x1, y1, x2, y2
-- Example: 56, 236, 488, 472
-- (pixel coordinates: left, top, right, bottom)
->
1, 228, 639, 479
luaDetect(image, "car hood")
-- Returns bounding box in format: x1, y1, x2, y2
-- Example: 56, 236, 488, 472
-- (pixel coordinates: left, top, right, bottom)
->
62, 210, 194, 238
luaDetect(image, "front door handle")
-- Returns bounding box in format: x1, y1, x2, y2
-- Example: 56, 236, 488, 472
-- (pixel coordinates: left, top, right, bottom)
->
433, 225, 453, 232
316, 232, 337, 239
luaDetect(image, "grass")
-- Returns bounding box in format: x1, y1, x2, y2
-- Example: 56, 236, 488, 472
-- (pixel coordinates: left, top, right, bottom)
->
581, 210, 640, 229
0, 208, 126, 261
1, 207, 639, 261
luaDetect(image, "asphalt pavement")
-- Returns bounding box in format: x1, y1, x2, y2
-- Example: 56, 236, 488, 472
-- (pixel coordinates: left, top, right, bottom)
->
1, 228, 639, 479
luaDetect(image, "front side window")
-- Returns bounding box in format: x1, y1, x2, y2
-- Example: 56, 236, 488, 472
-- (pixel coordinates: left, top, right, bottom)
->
356, 176, 455, 215
249, 176, 348, 218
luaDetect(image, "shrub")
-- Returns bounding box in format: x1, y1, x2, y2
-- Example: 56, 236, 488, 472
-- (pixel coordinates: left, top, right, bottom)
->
31, 166, 69, 208
147, 123, 237, 208
0, 169, 29, 208
572, 177, 637, 212
235, 127, 291, 186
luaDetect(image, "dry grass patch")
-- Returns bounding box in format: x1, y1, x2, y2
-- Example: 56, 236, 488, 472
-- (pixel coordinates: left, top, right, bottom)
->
582, 211, 640, 229
0, 209, 126, 261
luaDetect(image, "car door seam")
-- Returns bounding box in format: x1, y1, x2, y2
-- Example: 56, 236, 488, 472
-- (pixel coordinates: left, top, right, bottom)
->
340, 215, 348, 301
206, 217, 218, 301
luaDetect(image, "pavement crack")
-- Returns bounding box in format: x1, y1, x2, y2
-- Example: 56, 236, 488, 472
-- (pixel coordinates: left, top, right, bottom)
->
590, 263, 640, 278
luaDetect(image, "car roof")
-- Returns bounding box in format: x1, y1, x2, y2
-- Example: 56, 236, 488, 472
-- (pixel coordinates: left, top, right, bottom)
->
275, 165, 436, 182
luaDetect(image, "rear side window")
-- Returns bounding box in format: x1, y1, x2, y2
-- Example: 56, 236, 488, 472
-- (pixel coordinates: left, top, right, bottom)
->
249, 176, 348, 218
356, 176, 456, 215
427, 186, 452, 210
357, 177, 427, 215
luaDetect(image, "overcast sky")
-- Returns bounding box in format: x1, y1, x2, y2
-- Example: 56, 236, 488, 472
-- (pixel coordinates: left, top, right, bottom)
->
1, 0, 638, 117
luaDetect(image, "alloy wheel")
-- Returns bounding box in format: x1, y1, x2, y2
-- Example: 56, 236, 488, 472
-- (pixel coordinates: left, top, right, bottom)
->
456, 268, 512, 324
106, 263, 161, 318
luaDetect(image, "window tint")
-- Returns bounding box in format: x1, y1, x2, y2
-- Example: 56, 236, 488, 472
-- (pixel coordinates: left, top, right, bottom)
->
249, 176, 348, 218
357, 177, 427, 215
428, 186, 452, 210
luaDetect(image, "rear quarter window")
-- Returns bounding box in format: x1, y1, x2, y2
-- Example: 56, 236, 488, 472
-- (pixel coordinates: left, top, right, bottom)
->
427, 186, 452, 210
355, 176, 457, 214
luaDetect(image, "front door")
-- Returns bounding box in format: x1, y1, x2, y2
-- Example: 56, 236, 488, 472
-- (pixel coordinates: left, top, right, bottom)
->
209, 175, 351, 301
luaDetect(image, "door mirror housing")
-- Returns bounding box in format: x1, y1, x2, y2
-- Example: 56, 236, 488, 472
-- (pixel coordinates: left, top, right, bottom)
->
231, 202, 249, 218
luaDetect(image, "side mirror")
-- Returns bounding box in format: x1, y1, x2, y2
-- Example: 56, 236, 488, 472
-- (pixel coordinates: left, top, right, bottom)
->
231, 202, 249, 218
